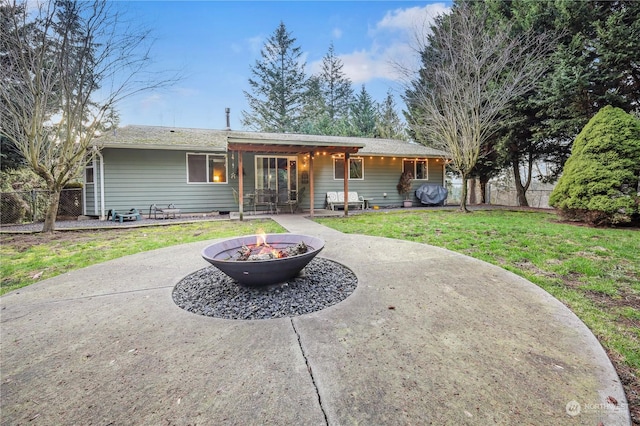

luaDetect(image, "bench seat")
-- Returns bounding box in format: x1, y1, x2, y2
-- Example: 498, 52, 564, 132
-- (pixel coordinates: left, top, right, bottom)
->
326, 191, 365, 211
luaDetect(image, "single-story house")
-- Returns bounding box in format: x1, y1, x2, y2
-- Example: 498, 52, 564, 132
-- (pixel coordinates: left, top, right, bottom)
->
86, 125, 449, 219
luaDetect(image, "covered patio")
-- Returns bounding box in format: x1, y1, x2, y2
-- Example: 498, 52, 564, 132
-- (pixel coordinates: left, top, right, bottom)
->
228, 134, 365, 220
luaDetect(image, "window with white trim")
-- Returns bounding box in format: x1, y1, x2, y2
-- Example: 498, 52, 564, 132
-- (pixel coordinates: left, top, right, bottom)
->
187, 153, 227, 183
333, 157, 364, 180
403, 159, 428, 180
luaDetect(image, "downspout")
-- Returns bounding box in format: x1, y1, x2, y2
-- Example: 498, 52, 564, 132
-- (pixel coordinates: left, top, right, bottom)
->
94, 147, 106, 220
92, 155, 98, 215
83, 154, 90, 215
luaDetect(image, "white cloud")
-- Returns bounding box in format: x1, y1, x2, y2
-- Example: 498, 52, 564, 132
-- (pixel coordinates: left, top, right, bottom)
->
372, 4, 449, 35
332, 27, 343, 39
339, 50, 397, 84
309, 3, 450, 84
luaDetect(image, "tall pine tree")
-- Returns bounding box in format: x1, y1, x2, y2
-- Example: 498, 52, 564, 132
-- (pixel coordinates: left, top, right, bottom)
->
298, 42, 354, 136
241, 22, 307, 133
376, 90, 406, 140
349, 85, 377, 137
320, 42, 353, 121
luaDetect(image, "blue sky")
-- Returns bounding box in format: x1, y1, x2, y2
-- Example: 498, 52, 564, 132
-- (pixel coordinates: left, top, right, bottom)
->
115, 1, 450, 131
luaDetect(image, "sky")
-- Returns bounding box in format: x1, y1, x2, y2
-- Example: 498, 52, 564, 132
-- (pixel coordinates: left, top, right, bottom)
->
114, 1, 451, 131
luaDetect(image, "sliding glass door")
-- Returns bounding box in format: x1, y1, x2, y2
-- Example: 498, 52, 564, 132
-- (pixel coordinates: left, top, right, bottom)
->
255, 156, 297, 203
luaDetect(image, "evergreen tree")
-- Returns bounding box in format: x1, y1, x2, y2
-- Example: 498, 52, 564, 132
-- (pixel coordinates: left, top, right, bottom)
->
320, 42, 353, 121
0, 135, 25, 170
549, 106, 640, 226
349, 85, 377, 137
298, 42, 354, 136
241, 22, 307, 133
0, 2, 35, 170
375, 90, 406, 140
403, 2, 550, 211
298, 75, 331, 134
479, 0, 640, 205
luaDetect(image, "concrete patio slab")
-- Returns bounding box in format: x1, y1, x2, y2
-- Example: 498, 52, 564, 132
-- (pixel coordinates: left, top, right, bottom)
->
0, 215, 630, 425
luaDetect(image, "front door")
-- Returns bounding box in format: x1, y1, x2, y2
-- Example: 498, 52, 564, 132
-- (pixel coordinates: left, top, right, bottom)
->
255, 156, 297, 203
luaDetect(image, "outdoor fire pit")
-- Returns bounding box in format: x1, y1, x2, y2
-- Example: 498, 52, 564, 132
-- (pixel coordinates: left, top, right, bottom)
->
201, 233, 324, 286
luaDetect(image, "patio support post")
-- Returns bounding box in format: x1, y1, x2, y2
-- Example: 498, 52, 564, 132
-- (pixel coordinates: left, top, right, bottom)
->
238, 151, 244, 221
343, 152, 349, 216
309, 151, 315, 218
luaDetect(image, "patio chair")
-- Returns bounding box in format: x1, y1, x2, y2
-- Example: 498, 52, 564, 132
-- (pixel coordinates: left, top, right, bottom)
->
254, 189, 277, 214
283, 186, 305, 213
149, 204, 181, 219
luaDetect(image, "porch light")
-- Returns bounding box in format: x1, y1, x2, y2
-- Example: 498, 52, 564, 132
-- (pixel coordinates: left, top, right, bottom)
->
213, 175, 220, 182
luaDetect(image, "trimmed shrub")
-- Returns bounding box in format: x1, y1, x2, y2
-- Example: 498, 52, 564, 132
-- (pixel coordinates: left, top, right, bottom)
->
549, 106, 640, 226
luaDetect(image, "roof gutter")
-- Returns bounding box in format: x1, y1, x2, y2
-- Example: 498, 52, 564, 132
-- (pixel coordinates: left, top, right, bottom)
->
97, 143, 226, 152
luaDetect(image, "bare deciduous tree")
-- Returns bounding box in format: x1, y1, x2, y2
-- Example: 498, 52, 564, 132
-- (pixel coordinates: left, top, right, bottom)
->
404, 4, 552, 211
0, 0, 175, 232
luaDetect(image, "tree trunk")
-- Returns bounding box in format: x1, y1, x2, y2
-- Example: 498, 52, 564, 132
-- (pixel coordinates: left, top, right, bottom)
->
41, 190, 61, 233
479, 177, 488, 204
512, 159, 529, 207
468, 178, 477, 204
459, 174, 469, 212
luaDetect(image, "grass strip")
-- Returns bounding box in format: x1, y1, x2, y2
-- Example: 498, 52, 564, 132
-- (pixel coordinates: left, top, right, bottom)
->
0, 219, 284, 296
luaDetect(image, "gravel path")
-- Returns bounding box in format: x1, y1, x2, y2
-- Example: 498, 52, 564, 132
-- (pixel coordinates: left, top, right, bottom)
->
173, 258, 357, 320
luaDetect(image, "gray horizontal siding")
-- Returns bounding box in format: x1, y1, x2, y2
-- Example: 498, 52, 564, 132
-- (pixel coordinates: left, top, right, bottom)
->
102, 148, 238, 213
96, 148, 446, 214
84, 185, 97, 215
306, 156, 445, 209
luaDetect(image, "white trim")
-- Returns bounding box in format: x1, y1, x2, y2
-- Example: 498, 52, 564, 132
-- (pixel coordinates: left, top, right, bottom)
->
254, 154, 299, 192
402, 158, 429, 180
186, 152, 228, 184
333, 156, 364, 180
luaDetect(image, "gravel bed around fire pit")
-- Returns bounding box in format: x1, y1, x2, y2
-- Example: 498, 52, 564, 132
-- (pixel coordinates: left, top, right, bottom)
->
173, 257, 357, 320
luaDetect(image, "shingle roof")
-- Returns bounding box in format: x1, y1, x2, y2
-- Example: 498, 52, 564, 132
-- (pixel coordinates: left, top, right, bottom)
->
356, 136, 447, 157
93, 125, 449, 158
93, 125, 228, 151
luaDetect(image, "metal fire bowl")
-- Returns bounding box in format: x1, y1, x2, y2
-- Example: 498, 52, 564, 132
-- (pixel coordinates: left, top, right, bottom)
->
201, 234, 325, 287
